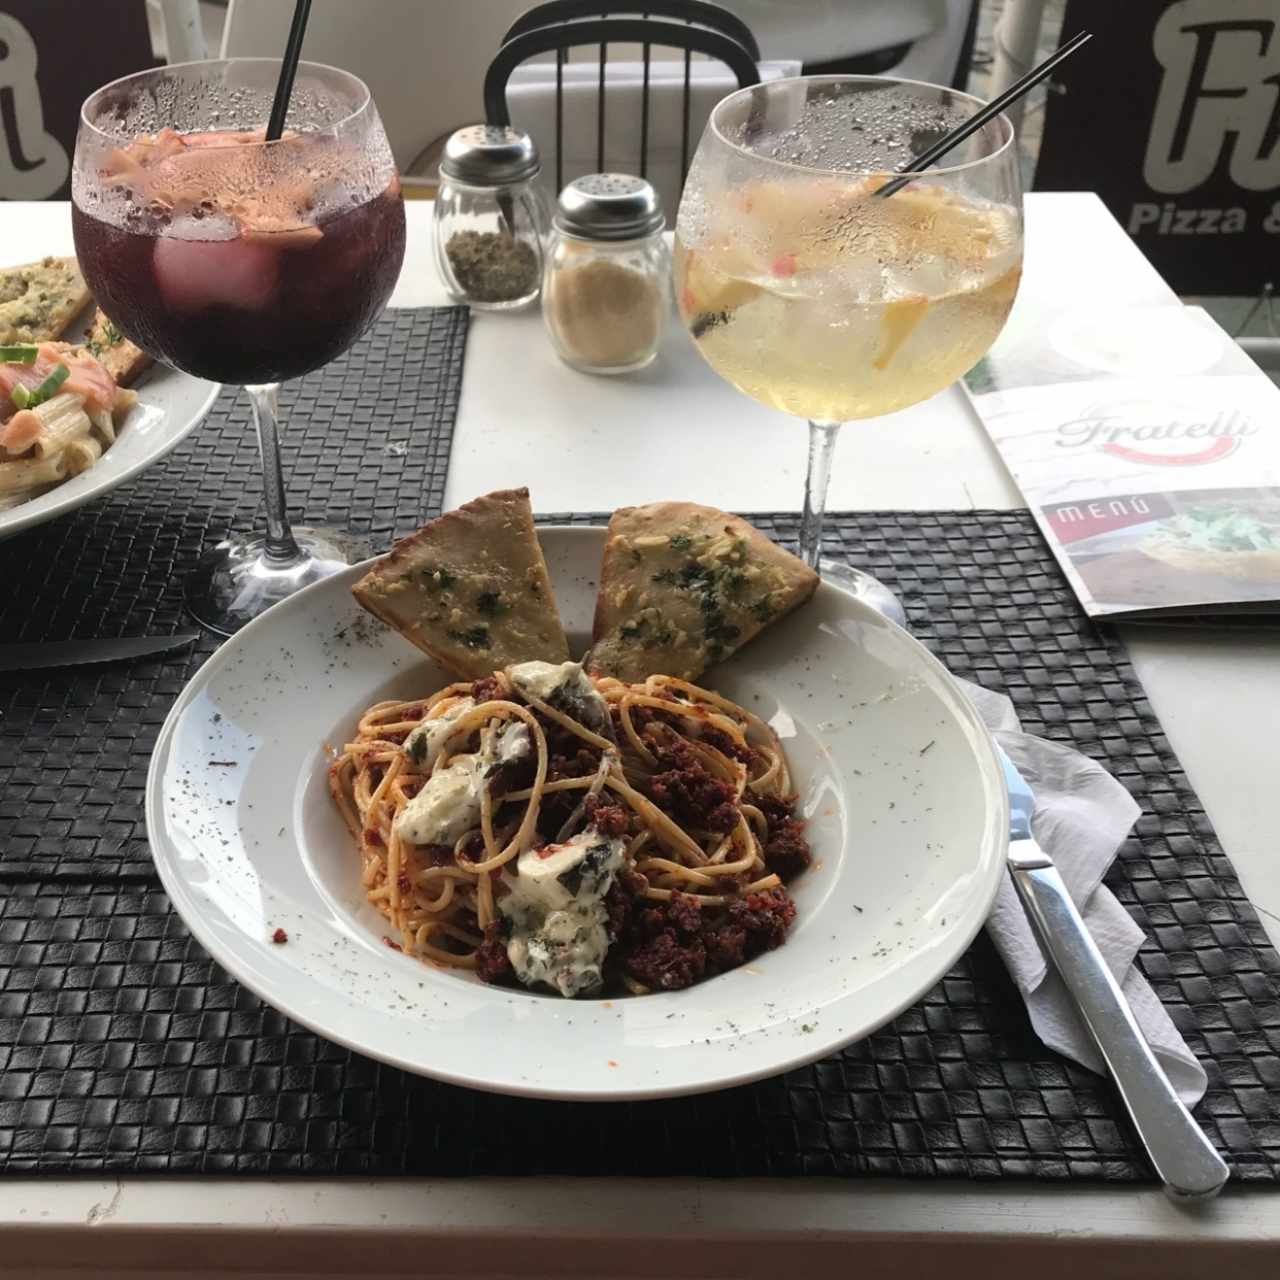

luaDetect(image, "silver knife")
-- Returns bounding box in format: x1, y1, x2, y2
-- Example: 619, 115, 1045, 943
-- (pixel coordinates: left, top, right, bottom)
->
0, 632, 199, 672
1000, 746, 1229, 1201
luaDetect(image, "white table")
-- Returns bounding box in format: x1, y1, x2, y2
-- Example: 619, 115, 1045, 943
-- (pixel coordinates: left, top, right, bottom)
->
4, 196, 1278, 1277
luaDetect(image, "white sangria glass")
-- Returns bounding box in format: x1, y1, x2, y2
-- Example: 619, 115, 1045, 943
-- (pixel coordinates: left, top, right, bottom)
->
675, 75, 1023, 620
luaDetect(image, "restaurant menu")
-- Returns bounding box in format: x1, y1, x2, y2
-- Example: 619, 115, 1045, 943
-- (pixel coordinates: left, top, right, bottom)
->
964, 304, 1280, 620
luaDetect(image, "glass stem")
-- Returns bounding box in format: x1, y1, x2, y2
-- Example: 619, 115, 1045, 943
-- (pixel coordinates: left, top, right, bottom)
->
246, 383, 301, 567
800, 419, 842, 569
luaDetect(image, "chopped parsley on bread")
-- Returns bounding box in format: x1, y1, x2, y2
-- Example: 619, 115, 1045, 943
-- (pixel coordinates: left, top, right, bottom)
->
0, 257, 91, 345
351, 488, 569, 678
81, 308, 153, 386
587, 502, 819, 683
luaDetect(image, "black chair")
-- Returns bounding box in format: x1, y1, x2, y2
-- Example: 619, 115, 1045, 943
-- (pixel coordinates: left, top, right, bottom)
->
483, 3, 761, 195
501, 1, 760, 60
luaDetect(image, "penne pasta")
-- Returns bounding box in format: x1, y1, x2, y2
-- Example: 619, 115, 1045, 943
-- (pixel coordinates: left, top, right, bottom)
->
64, 435, 103, 476
0, 451, 67, 494
89, 405, 116, 444
0, 349, 139, 508
0, 408, 41, 455
29, 392, 92, 459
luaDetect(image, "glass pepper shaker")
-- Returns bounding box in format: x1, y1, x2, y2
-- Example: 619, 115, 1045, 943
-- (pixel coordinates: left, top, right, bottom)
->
542, 174, 671, 374
433, 125, 550, 310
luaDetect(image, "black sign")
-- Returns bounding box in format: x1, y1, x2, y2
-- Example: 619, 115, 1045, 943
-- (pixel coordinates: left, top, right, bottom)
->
0, 1, 154, 201
1034, 0, 1280, 296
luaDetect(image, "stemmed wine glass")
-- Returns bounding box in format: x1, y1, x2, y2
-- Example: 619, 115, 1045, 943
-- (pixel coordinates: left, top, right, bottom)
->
675, 75, 1023, 619
72, 59, 406, 635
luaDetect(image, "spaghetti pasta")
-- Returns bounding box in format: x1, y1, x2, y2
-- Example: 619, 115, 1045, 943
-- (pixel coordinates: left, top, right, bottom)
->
329, 662, 811, 997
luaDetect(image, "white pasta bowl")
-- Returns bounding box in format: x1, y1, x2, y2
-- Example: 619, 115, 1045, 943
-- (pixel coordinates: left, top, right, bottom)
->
146, 525, 1008, 1099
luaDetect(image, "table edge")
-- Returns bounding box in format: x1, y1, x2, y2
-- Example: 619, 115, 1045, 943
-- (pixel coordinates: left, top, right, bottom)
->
1, 1176, 1276, 1276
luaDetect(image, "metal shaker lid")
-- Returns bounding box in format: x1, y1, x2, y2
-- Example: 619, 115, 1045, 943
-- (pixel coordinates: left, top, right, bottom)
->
440, 125, 541, 187
554, 173, 665, 241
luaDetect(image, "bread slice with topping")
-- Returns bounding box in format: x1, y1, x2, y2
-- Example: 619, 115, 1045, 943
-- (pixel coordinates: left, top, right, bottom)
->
352, 488, 569, 678
80, 308, 153, 385
0, 257, 91, 344
588, 502, 819, 682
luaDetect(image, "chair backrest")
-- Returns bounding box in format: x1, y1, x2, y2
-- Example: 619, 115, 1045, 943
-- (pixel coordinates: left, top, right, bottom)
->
485, 15, 760, 198
502, 1, 760, 61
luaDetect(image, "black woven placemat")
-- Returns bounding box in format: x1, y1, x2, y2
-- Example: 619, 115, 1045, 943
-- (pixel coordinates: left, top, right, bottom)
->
2, 445, 1278, 1175
0, 305, 467, 880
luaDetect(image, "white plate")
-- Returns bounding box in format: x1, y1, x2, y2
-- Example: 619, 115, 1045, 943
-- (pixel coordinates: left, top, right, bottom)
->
146, 526, 1008, 1100
0, 360, 219, 540
1048, 304, 1226, 378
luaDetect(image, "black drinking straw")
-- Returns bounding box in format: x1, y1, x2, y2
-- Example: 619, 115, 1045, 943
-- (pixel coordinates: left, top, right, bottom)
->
876, 29, 1093, 198
265, 0, 314, 141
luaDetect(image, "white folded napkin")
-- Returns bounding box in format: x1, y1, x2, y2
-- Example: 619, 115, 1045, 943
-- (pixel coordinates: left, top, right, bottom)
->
506, 58, 802, 215
962, 680, 1209, 1105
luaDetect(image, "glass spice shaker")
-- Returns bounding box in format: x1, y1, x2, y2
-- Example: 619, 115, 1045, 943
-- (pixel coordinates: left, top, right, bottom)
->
433, 125, 550, 310
542, 174, 671, 374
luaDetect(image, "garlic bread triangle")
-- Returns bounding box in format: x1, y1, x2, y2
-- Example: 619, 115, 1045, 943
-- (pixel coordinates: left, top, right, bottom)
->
588, 502, 818, 682
352, 488, 569, 677
0, 257, 91, 344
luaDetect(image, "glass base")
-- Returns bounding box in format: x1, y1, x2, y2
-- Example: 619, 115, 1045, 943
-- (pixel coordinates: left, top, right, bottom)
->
817, 558, 907, 628
186, 526, 371, 637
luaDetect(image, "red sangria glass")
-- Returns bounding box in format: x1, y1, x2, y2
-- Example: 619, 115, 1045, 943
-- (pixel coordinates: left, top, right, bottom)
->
72, 59, 406, 634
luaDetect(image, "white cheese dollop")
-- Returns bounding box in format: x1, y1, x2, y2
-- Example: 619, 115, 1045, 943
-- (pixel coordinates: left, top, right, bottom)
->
500, 829, 626, 997
495, 719, 531, 768
403, 697, 475, 771
394, 754, 483, 847
505, 660, 610, 734
505, 659, 574, 702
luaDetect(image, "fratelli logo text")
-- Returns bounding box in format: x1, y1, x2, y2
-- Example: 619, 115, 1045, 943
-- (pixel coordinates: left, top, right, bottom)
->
1054, 403, 1257, 466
